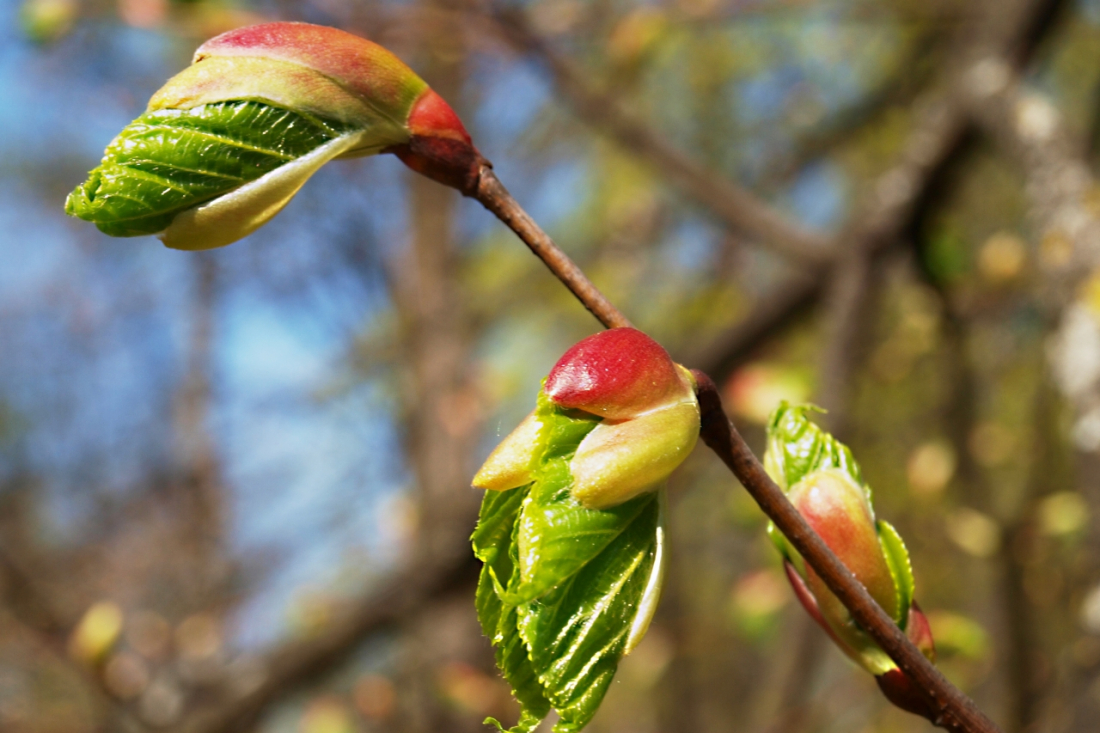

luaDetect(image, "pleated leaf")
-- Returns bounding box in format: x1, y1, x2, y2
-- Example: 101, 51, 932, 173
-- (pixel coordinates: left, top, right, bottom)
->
878, 519, 916, 628
764, 401, 865, 494
517, 493, 658, 732
65, 100, 354, 241
472, 392, 665, 732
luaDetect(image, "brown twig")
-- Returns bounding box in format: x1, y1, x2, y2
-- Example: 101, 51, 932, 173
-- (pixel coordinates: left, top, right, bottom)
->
689, 371, 1001, 733
472, 165, 633, 330
471, 145, 1001, 729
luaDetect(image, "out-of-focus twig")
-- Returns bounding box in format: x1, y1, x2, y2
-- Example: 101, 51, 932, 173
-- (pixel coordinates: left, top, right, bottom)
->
962, 59, 1100, 445
172, 547, 480, 733
0, 548, 152, 732
815, 251, 876, 437
480, 2, 834, 264
679, 0, 1068, 380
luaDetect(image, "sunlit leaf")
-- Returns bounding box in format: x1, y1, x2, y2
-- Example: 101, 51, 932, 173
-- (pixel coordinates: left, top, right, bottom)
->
65, 101, 356, 241
472, 393, 665, 732
878, 519, 915, 628
517, 493, 658, 732
764, 401, 864, 494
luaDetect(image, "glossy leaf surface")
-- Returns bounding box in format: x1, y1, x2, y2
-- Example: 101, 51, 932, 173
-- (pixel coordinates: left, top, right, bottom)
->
764, 402, 864, 493
472, 392, 662, 732
878, 519, 916, 628
66, 101, 352, 238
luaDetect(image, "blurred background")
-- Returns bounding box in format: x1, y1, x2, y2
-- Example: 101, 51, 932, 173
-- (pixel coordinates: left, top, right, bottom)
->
3, 0, 1100, 731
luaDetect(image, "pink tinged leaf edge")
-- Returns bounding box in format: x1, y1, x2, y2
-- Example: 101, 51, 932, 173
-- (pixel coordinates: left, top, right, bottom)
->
194, 22, 428, 114
906, 601, 936, 662
876, 669, 938, 721
783, 560, 848, 651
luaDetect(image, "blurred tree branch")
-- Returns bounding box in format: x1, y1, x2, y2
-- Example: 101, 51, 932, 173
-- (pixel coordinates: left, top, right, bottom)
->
682, 0, 1067, 381
169, 549, 480, 733
0, 547, 153, 732
477, 0, 835, 263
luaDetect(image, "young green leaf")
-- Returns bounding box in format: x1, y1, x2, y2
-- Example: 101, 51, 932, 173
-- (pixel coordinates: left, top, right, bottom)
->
65, 101, 359, 243
472, 393, 666, 733
509, 455, 654, 604
878, 519, 916, 628
473, 487, 552, 732
764, 401, 864, 493
516, 492, 660, 732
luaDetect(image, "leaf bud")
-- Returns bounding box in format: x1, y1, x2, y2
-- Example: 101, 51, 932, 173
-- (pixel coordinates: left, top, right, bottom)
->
66, 22, 485, 250
785, 468, 900, 673
546, 329, 699, 509
764, 404, 940, 720
472, 328, 700, 510
545, 328, 693, 419
472, 411, 542, 491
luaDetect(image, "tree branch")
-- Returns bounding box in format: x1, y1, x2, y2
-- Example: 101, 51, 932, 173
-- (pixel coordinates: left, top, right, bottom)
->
466, 135, 1001, 731
473, 165, 633, 329
674, 0, 1068, 382
689, 371, 1001, 733
172, 546, 480, 733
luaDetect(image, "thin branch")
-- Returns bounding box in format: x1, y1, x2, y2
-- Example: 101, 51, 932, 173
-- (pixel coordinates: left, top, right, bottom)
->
467, 141, 1001, 730
473, 165, 633, 329
689, 371, 1001, 733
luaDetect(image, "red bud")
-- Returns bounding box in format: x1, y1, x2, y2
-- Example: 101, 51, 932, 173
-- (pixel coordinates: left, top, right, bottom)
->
545, 328, 691, 420
388, 89, 485, 195
876, 669, 938, 721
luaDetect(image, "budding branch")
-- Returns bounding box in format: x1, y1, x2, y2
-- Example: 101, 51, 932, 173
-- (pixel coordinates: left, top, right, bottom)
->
471, 160, 1003, 733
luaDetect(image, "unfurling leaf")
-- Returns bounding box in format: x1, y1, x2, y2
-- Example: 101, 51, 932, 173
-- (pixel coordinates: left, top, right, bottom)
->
472, 329, 693, 732
66, 22, 484, 250
763, 402, 938, 720
66, 102, 360, 245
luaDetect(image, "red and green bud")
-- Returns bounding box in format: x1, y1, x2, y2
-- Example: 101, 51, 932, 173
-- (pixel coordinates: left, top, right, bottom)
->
67, 22, 485, 250
472, 330, 688, 731
544, 328, 692, 420
764, 403, 937, 721
785, 468, 901, 673
168, 22, 485, 193
474, 328, 700, 510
